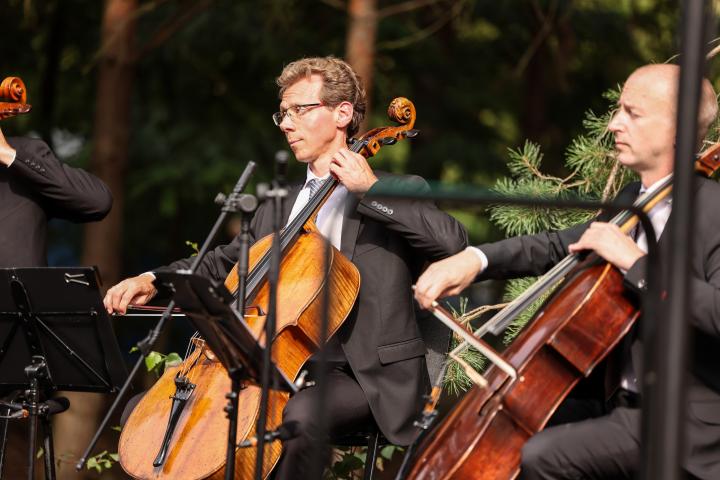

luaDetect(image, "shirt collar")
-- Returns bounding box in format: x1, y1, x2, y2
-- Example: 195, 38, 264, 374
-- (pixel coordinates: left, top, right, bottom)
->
639, 173, 672, 195
305, 167, 331, 186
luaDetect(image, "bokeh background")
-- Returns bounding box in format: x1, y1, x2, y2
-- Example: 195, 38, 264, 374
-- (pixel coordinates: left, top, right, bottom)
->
1, 0, 718, 478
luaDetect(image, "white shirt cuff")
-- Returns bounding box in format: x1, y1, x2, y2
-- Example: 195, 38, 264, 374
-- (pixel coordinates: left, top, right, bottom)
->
465, 246, 488, 273
3, 150, 16, 167
141, 271, 156, 280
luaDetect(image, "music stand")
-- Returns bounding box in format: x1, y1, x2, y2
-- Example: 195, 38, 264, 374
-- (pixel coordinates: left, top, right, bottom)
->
154, 271, 295, 393
0, 267, 128, 480
152, 271, 296, 478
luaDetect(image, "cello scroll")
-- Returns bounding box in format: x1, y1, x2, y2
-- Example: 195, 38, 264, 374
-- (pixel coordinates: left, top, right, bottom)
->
0, 77, 32, 120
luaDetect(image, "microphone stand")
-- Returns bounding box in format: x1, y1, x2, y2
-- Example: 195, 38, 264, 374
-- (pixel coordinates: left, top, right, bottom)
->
253, 151, 288, 480
76, 160, 257, 472
222, 190, 258, 480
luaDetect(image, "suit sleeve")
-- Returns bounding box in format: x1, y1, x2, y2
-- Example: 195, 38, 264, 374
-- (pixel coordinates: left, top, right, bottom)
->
474, 222, 588, 280
356, 174, 468, 260
7, 138, 112, 221
474, 182, 641, 280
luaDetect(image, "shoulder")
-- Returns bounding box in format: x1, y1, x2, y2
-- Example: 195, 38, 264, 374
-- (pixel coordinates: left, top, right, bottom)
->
615, 181, 641, 200
696, 176, 720, 198
373, 170, 429, 191
7, 136, 53, 158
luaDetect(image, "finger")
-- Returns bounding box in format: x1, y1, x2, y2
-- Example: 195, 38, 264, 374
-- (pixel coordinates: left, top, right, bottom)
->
413, 282, 438, 310
117, 286, 140, 315
103, 291, 113, 314
106, 285, 123, 313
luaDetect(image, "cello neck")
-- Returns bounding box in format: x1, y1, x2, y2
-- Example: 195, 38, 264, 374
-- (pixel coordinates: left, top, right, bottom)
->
243, 137, 368, 301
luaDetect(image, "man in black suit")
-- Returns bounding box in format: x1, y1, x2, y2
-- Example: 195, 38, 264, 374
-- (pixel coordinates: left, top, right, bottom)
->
0, 128, 112, 478
0, 129, 113, 267
104, 56, 467, 478
415, 64, 720, 479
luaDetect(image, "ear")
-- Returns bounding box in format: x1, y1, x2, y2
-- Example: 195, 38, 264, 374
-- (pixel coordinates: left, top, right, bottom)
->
335, 101, 354, 130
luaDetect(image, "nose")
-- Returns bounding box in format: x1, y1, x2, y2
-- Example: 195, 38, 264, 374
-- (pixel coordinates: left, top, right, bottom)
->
608, 110, 623, 134
279, 114, 294, 133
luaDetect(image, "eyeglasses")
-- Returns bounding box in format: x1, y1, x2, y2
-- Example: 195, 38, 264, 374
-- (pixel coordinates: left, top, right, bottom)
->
272, 102, 325, 126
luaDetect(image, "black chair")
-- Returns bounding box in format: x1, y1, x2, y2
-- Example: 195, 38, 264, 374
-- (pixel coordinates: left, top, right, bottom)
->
331, 307, 451, 479
332, 425, 386, 480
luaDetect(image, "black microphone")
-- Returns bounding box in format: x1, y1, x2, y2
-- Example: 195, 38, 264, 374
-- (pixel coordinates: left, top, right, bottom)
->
275, 150, 289, 186
231, 161, 257, 195
215, 161, 258, 208
238, 421, 299, 447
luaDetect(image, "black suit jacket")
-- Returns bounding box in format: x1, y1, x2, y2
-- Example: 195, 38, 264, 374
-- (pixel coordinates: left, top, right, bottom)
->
0, 137, 113, 267
475, 179, 720, 479
159, 172, 468, 444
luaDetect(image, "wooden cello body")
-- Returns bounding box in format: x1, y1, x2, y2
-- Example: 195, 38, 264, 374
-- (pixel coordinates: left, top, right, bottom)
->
118, 98, 419, 480
119, 228, 359, 479
404, 143, 720, 480
407, 261, 638, 480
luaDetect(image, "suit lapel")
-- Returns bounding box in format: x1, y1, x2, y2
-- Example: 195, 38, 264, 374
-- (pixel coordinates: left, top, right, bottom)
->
341, 194, 362, 260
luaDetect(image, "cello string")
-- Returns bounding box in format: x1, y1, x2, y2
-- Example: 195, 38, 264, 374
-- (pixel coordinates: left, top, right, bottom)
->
449, 175, 674, 357
242, 138, 368, 301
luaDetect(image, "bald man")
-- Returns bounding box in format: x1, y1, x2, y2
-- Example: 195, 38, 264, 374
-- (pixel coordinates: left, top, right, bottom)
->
415, 64, 720, 479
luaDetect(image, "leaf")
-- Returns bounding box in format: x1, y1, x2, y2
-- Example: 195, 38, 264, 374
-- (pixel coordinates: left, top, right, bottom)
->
111, 425, 122, 432
86, 457, 99, 471
144, 351, 164, 372
129, 346, 139, 353
380, 444, 400, 460
109, 452, 119, 461
164, 352, 183, 369
185, 240, 200, 256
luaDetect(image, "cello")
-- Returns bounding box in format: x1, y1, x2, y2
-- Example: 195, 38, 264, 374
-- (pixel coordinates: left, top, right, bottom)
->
402, 143, 720, 480
118, 98, 419, 479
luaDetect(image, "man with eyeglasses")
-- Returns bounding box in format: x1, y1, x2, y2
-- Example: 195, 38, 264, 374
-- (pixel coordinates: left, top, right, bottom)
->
104, 56, 467, 478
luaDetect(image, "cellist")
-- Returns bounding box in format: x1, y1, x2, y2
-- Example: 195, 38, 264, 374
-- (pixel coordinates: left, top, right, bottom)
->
104, 56, 467, 478
415, 64, 720, 480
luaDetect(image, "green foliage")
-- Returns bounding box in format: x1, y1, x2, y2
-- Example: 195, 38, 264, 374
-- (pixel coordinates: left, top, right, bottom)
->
0, 0, 691, 270
185, 240, 199, 256
488, 89, 632, 345
442, 297, 487, 396
326, 444, 403, 479
144, 351, 182, 376
86, 450, 119, 473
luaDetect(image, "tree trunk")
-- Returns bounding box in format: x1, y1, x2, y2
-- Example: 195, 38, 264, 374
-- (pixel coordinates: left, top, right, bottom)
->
346, 0, 377, 133
55, 1, 137, 477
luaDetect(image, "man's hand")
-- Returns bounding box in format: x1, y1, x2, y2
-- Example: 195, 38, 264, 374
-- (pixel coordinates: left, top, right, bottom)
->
0, 127, 17, 167
568, 222, 645, 271
103, 273, 157, 315
329, 148, 378, 194
414, 249, 484, 310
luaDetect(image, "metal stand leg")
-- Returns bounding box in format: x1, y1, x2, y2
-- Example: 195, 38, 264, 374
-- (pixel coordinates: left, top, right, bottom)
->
0, 406, 8, 479
224, 371, 242, 480
41, 415, 55, 480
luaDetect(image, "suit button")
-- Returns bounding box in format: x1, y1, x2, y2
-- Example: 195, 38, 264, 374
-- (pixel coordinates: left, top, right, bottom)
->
387, 209, 393, 215
382, 206, 388, 213
637, 279, 647, 291
371, 200, 378, 207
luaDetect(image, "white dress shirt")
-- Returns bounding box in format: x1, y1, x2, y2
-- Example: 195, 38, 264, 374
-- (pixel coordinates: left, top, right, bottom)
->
286, 168, 348, 250
620, 174, 672, 392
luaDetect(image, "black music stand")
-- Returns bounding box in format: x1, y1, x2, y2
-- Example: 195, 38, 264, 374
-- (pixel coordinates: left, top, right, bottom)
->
0, 267, 128, 480
152, 271, 296, 476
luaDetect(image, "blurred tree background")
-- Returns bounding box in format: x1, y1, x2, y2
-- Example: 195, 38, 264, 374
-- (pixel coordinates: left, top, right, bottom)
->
1, 0, 717, 478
